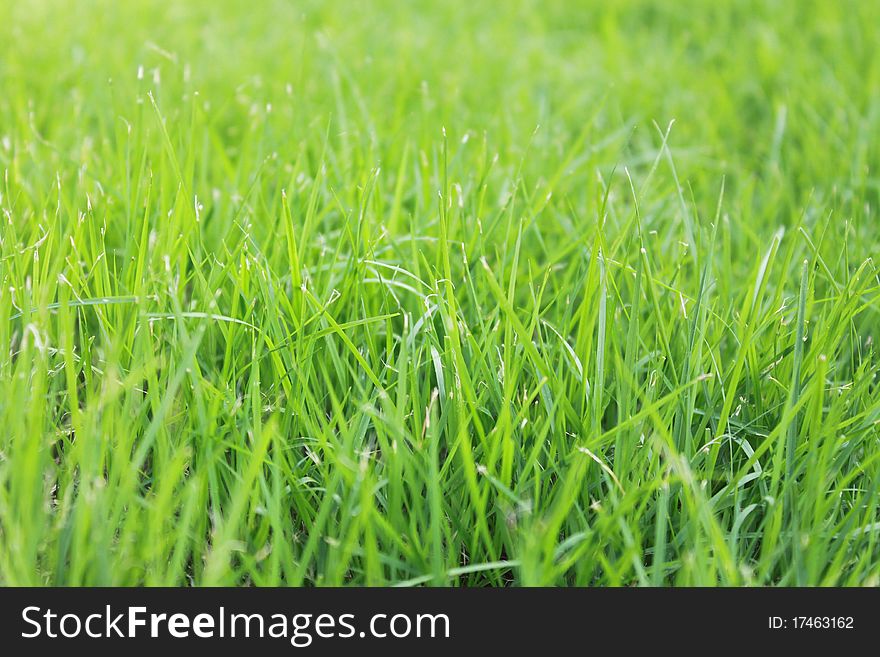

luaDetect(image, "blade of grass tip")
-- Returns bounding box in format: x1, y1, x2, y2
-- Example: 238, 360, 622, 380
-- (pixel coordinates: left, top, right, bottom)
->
615, 167, 644, 482
653, 120, 697, 268
786, 258, 809, 583
676, 210, 719, 455
147, 91, 195, 226
594, 247, 607, 436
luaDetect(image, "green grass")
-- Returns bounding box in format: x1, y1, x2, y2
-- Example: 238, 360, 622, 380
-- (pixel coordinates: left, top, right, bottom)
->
1, 0, 879, 586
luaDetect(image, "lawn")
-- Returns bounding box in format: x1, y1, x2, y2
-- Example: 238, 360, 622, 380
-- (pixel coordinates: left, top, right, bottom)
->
1, 0, 879, 586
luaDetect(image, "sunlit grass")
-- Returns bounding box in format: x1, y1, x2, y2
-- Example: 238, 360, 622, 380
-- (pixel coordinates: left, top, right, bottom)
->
1, 0, 879, 585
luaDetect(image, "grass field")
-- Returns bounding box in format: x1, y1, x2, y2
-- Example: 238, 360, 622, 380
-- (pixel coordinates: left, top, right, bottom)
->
1, 0, 879, 586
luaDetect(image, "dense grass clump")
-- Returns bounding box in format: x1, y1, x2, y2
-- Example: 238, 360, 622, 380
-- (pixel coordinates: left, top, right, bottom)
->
1, 0, 879, 585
